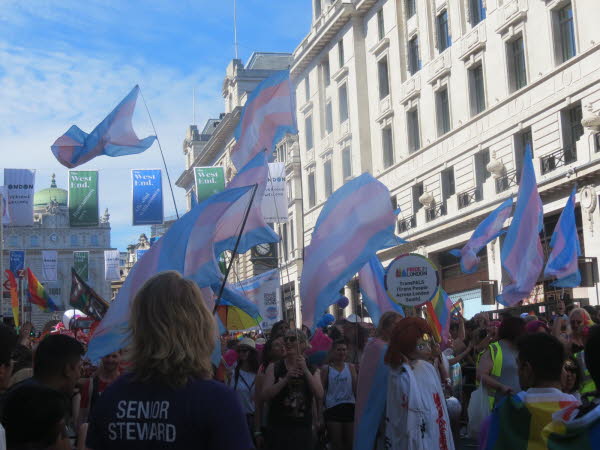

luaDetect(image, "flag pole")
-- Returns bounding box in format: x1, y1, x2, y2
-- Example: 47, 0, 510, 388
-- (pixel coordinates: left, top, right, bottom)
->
213, 183, 259, 315
233, 0, 239, 59
138, 88, 180, 220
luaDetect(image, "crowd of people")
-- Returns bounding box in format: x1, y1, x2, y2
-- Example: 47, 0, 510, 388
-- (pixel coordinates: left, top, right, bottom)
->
0, 271, 599, 449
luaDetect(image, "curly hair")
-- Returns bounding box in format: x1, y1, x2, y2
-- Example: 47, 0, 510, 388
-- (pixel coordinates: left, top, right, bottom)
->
384, 317, 432, 369
129, 271, 216, 388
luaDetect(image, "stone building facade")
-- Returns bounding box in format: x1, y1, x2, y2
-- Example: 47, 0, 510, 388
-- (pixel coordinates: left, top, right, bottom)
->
1, 175, 113, 330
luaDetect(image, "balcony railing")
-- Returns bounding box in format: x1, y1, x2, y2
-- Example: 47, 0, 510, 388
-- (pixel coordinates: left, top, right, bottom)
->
398, 215, 417, 233
540, 147, 577, 175
457, 187, 482, 209
425, 203, 447, 222
495, 169, 518, 194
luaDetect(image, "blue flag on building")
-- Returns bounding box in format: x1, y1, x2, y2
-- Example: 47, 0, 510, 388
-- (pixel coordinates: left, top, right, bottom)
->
51, 85, 156, 168
544, 187, 581, 287
132, 169, 164, 225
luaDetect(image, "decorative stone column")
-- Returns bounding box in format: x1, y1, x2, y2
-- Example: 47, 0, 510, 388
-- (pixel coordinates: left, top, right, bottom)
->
580, 185, 600, 306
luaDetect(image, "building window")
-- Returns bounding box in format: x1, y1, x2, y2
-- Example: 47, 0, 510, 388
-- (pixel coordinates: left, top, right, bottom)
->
342, 146, 352, 180
325, 101, 333, 135
338, 40, 345, 68
30, 235, 39, 247
377, 8, 385, 41
281, 222, 289, 261
314, 0, 322, 19
412, 182, 424, 214
406, 0, 416, 18
382, 126, 394, 168
287, 180, 293, 202
290, 219, 295, 251
468, 64, 486, 116
322, 56, 331, 87
70, 235, 78, 246
408, 36, 421, 75
470, 0, 486, 26
474, 149, 491, 190
305, 116, 314, 150
91, 235, 99, 246
378, 56, 390, 99
555, 3, 576, 63
9, 236, 18, 247
338, 83, 349, 123
304, 76, 310, 103
437, 10, 451, 51
561, 103, 583, 162
441, 167, 455, 204
436, 88, 451, 136
407, 107, 421, 153
507, 36, 527, 93
515, 128, 533, 182
324, 159, 333, 197
307, 170, 316, 208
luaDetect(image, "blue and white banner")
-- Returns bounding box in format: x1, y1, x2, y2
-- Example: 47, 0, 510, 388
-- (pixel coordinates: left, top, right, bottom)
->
9, 251, 25, 276
4, 169, 35, 226
135, 249, 148, 262
132, 169, 163, 225
235, 269, 282, 330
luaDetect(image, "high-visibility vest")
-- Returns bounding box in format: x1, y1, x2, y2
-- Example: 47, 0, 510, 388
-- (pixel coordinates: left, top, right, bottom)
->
574, 350, 597, 395
487, 341, 503, 408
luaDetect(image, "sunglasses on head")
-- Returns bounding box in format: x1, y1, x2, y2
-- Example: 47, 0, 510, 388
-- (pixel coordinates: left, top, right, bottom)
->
564, 364, 577, 373
284, 335, 298, 343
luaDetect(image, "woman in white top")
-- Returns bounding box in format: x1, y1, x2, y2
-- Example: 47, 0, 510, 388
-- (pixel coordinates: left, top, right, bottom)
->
320, 339, 357, 450
228, 337, 259, 436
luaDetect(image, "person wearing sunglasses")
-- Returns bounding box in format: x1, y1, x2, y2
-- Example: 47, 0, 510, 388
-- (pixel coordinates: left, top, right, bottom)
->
261, 329, 324, 450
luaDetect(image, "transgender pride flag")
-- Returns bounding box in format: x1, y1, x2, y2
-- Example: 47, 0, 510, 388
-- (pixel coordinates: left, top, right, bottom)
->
497, 145, 544, 306
229, 70, 297, 170
359, 256, 404, 326
215, 151, 279, 256
51, 85, 155, 168
544, 187, 581, 287
301, 173, 399, 329
87, 186, 260, 363
450, 197, 513, 274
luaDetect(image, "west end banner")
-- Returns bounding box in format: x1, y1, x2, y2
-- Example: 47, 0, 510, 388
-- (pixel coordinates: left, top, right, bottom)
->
132, 169, 163, 225
68, 171, 99, 227
73, 251, 89, 282
194, 167, 225, 204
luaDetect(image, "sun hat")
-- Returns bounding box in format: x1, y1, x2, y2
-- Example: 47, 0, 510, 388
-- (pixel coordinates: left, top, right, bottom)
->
238, 337, 256, 350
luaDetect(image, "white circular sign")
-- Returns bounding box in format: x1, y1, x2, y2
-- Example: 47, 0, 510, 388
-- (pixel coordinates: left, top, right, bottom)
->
384, 253, 440, 307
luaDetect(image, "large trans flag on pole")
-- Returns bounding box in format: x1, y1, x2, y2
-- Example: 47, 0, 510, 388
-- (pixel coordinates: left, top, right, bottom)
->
87, 186, 260, 362
544, 187, 581, 287
450, 198, 513, 274
497, 145, 544, 306
358, 256, 404, 326
301, 173, 399, 329
229, 70, 297, 170
215, 151, 279, 255
51, 85, 156, 168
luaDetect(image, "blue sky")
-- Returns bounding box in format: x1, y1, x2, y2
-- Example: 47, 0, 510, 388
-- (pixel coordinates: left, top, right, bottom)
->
0, 0, 310, 251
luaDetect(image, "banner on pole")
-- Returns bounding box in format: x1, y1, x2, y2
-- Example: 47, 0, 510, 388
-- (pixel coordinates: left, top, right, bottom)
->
194, 167, 225, 204
135, 249, 148, 262
42, 251, 58, 281
68, 171, 99, 227
73, 251, 89, 281
132, 169, 163, 225
0, 186, 10, 224
236, 269, 282, 330
262, 162, 288, 223
9, 251, 25, 277
104, 250, 121, 281
4, 169, 35, 226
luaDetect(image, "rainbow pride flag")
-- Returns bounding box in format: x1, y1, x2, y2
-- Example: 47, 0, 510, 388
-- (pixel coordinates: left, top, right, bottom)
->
481, 389, 579, 450
425, 288, 453, 344
543, 402, 600, 448
26, 268, 59, 312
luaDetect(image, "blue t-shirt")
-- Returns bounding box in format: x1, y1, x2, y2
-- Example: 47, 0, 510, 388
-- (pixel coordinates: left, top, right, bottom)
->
86, 373, 252, 450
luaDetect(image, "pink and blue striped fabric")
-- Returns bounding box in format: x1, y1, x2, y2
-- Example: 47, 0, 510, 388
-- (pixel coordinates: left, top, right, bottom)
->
86, 186, 260, 363
229, 70, 296, 170
497, 145, 544, 306
358, 256, 404, 326
51, 85, 155, 168
544, 187, 581, 287
301, 173, 398, 329
450, 197, 513, 274
215, 151, 279, 255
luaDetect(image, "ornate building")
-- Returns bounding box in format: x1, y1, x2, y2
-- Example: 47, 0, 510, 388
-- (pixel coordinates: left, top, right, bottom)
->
1, 175, 113, 330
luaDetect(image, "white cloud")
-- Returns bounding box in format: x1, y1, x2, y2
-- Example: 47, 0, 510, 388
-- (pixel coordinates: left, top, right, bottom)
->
0, 42, 224, 251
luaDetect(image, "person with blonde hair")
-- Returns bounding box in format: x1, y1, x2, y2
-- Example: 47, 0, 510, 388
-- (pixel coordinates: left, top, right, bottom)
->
85, 271, 252, 450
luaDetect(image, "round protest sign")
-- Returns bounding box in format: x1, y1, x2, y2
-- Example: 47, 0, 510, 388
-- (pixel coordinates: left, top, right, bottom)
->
384, 253, 440, 307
